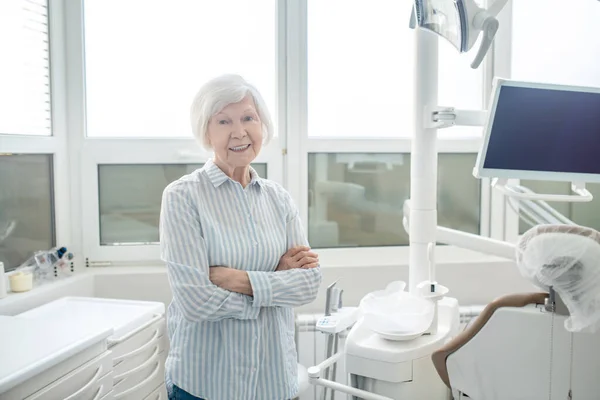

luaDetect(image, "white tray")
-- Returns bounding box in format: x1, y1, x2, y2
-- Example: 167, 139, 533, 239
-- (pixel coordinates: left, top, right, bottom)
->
18, 296, 165, 341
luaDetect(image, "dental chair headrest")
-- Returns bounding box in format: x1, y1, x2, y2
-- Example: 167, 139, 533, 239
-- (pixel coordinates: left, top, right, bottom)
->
517, 224, 600, 332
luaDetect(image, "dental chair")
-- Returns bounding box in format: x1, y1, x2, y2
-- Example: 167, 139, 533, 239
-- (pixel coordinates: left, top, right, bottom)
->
432, 224, 600, 400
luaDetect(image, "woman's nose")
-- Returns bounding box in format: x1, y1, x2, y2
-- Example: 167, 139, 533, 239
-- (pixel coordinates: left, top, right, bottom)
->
231, 122, 246, 138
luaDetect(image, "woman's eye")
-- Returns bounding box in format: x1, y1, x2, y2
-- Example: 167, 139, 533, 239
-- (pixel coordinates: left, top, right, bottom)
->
243, 115, 254, 122
218, 120, 229, 125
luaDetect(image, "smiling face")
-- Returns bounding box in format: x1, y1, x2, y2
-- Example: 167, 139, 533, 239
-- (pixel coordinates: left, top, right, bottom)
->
206, 95, 263, 177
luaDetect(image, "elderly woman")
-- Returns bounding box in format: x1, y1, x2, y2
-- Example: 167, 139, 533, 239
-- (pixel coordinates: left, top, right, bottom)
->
160, 74, 322, 400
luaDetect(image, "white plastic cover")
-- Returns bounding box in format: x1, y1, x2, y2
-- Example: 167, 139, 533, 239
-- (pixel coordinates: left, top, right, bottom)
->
359, 281, 435, 337
516, 224, 600, 332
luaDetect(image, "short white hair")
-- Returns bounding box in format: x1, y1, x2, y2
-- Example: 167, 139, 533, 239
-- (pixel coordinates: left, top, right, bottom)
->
190, 74, 274, 150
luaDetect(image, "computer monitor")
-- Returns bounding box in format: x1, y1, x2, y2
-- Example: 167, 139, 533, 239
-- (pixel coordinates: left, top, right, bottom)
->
474, 78, 600, 184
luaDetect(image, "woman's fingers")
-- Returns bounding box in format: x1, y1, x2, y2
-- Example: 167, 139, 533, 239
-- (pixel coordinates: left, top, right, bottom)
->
301, 262, 319, 269
292, 250, 318, 262
299, 256, 319, 265
287, 246, 310, 258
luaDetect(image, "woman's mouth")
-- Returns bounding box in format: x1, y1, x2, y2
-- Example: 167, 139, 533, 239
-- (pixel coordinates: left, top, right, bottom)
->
229, 144, 251, 152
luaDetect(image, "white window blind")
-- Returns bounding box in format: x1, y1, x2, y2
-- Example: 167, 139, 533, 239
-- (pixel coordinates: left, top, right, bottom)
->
0, 0, 51, 136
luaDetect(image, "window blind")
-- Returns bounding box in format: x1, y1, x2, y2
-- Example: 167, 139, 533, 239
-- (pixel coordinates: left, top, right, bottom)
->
0, 0, 51, 136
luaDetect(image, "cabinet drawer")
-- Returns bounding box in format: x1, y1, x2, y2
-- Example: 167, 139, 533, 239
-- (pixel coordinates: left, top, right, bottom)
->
143, 384, 168, 400
1, 340, 107, 400
114, 334, 168, 377
113, 351, 166, 400
25, 351, 113, 400
110, 318, 166, 363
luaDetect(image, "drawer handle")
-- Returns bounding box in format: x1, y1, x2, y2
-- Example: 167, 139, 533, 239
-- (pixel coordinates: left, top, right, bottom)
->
114, 345, 159, 382
114, 362, 160, 399
108, 314, 163, 346
64, 365, 103, 400
92, 384, 104, 400
114, 328, 160, 364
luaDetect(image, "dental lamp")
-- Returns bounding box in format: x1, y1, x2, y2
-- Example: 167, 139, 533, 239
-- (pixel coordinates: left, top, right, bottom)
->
410, 0, 508, 69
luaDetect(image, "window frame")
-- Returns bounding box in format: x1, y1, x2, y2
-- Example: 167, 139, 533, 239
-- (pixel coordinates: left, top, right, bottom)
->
0, 0, 72, 271
62, 0, 285, 264
55, 0, 522, 268
285, 0, 495, 266
78, 138, 282, 263
490, 0, 521, 243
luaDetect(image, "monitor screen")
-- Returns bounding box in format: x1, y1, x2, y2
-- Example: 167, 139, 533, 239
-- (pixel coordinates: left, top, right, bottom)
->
476, 80, 600, 183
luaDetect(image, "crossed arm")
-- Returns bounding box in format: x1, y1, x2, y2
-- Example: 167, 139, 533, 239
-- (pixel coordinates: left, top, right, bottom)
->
160, 185, 322, 322
209, 244, 319, 294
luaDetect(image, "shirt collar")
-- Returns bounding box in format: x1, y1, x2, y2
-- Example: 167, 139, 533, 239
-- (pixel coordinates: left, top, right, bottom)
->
203, 158, 264, 188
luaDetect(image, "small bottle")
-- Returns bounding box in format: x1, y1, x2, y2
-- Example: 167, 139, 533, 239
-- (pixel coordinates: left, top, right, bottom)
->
0, 262, 7, 299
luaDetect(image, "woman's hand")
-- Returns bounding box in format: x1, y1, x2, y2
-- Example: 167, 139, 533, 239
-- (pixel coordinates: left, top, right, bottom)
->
276, 246, 319, 271
209, 266, 253, 296
209, 266, 234, 288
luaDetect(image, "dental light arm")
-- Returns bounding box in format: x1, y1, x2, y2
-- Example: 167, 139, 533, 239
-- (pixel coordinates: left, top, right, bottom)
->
402, 197, 575, 262
403, 199, 516, 261
469, 0, 507, 68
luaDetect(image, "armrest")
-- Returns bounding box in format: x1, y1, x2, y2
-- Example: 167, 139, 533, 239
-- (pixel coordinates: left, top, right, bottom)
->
432, 292, 549, 388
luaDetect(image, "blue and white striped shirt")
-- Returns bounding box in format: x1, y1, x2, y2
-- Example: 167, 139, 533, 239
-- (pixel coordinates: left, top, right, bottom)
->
160, 159, 322, 400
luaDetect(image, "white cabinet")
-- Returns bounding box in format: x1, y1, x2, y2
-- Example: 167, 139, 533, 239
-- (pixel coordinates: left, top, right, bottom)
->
0, 322, 110, 400
1, 297, 167, 400
25, 351, 113, 400
109, 316, 168, 400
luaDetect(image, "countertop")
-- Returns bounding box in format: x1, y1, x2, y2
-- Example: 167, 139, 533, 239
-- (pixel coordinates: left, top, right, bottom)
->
0, 296, 165, 394
0, 315, 113, 394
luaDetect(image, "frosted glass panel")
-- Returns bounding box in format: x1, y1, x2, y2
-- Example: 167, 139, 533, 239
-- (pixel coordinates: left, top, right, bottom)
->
98, 163, 267, 245
307, 153, 480, 248
0, 154, 54, 271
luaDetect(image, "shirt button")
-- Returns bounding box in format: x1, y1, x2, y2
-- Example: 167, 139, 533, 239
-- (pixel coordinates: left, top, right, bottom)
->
254, 335, 258, 340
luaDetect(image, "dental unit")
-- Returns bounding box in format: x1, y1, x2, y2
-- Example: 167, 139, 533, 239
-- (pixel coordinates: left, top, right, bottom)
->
307, 0, 600, 399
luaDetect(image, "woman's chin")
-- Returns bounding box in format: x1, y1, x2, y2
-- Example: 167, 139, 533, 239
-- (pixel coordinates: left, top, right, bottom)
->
228, 151, 256, 165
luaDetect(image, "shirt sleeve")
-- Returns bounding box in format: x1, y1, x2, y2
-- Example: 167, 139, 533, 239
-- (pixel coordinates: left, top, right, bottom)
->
160, 183, 259, 322
246, 188, 322, 308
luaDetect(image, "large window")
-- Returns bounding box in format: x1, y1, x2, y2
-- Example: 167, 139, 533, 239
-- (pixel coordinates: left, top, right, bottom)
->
307, 153, 480, 248
0, 155, 55, 271
0, 0, 51, 136
79, 0, 282, 263
306, 0, 483, 139
83, 0, 277, 138
98, 163, 267, 245
0, 0, 57, 272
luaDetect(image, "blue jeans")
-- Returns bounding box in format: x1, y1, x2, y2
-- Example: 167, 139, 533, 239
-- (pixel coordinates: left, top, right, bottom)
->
168, 385, 205, 400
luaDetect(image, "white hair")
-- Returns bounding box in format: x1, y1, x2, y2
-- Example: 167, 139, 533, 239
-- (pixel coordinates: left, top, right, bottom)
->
190, 74, 274, 150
